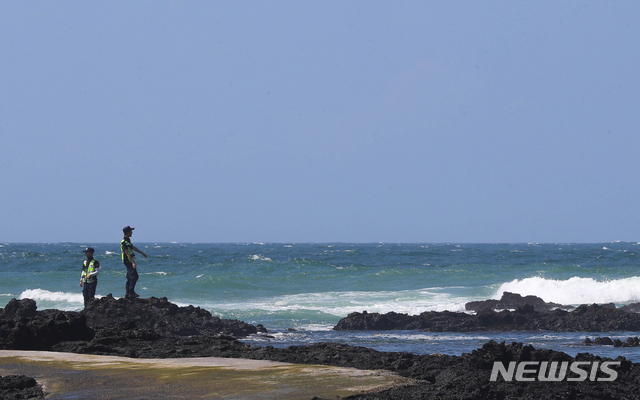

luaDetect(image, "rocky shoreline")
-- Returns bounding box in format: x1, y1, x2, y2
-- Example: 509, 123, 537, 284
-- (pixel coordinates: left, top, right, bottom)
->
335, 292, 640, 332
585, 336, 640, 348
3, 294, 640, 399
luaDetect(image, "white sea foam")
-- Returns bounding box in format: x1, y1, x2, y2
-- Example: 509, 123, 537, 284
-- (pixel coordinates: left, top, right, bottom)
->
295, 323, 335, 331
368, 333, 492, 341
20, 289, 82, 303
203, 277, 640, 320
19, 289, 85, 310
250, 255, 273, 262
105, 251, 117, 255
206, 288, 469, 318
494, 276, 640, 305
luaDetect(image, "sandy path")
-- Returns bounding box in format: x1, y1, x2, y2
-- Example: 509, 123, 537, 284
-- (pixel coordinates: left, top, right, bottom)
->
0, 350, 415, 399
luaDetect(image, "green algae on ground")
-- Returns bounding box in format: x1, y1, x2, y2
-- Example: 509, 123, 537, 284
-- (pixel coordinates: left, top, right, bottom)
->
0, 351, 417, 399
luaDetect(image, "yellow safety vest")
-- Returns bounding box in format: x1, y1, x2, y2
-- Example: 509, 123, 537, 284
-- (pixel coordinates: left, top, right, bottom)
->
121, 239, 134, 262
81, 259, 98, 283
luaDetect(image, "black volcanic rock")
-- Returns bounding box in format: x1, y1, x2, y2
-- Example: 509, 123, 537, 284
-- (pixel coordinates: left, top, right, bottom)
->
0, 375, 45, 400
0, 299, 94, 350
585, 336, 640, 348
238, 341, 640, 400
336, 341, 637, 400
619, 302, 640, 313
594, 336, 615, 346
2, 298, 38, 319
335, 303, 640, 332
83, 294, 258, 337
0, 296, 261, 354
465, 291, 573, 312
331, 310, 422, 331
51, 332, 252, 359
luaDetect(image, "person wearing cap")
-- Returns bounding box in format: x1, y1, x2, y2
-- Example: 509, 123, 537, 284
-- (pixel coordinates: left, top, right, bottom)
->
121, 226, 147, 299
80, 247, 100, 307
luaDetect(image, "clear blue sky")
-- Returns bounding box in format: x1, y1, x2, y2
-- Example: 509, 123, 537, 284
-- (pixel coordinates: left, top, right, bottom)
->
2, 2, 639, 243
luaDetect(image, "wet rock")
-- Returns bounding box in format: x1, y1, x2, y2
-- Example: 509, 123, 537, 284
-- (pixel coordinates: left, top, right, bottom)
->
585, 336, 640, 348
594, 336, 614, 346
333, 310, 422, 331
626, 337, 640, 347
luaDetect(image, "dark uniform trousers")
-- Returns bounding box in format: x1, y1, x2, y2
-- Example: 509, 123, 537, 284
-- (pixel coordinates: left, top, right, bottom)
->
83, 280, 97, 306
124, 262, 139, 295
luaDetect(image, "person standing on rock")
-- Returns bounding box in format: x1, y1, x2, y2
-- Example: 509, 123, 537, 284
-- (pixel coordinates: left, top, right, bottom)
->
121, 226, 147, 299
80, 247, 100, 307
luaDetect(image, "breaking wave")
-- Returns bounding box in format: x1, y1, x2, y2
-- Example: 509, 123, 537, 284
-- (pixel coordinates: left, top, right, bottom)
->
494, 276, 640, 305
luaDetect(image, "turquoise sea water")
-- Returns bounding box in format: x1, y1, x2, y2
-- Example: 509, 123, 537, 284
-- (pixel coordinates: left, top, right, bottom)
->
2, 242, 640, 361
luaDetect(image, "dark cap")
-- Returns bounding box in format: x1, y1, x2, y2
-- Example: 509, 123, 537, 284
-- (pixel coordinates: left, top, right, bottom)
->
123, 226, 135, 233
83, 247, 95, 253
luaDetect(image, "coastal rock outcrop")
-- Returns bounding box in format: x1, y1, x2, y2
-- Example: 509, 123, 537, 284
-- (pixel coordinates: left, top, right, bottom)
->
0, 295, 261, 354
465, 291, 574, 312
0, 298, 94, 350
335, 303, 640, 332
83, 294, 259, 337
585, 336, 640, 348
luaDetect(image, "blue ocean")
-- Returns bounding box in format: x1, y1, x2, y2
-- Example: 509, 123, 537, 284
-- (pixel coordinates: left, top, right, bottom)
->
2, 242, 640, 361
